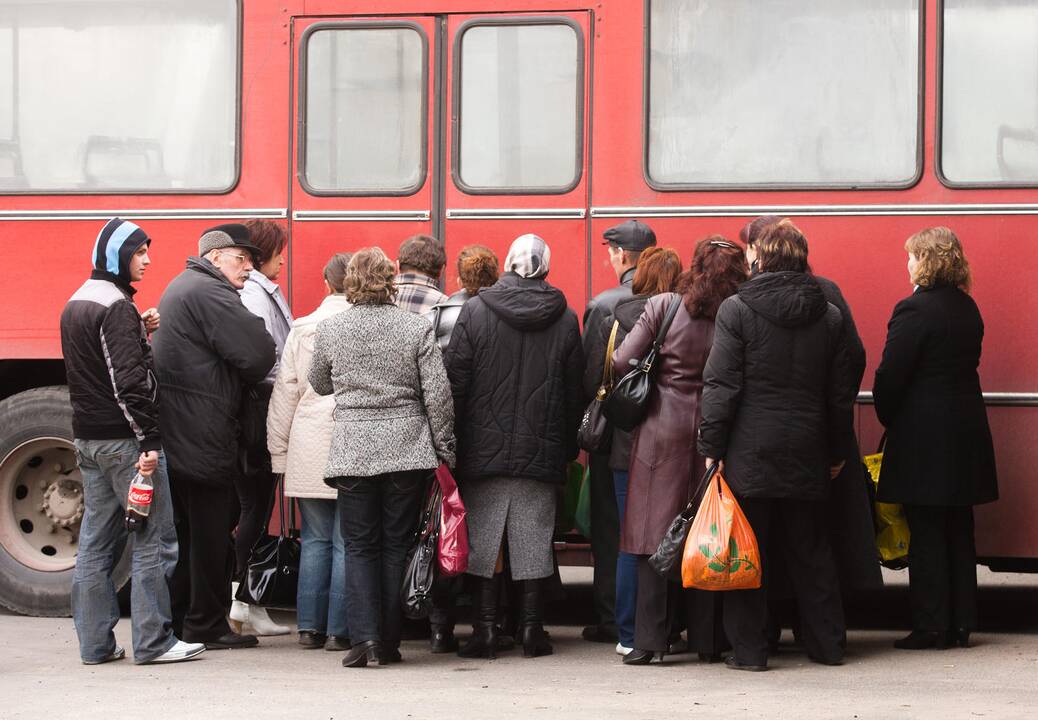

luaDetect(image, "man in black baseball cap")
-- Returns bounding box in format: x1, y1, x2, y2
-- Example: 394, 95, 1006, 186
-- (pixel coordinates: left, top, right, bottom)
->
579, 219, 657, 647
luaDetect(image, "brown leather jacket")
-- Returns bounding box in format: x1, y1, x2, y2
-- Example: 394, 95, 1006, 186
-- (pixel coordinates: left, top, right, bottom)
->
612, 292, 715, 555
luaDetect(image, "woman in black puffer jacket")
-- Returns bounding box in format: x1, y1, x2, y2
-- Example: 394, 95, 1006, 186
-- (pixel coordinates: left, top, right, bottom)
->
697, 220, 856, 671
445, 233, 584, 660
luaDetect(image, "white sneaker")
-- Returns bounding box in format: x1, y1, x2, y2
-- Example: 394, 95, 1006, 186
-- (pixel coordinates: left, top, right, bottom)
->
143, 640, 206, 664
615, 643, 633, 656
82, 645, 125, 665
243, 605, 291, 636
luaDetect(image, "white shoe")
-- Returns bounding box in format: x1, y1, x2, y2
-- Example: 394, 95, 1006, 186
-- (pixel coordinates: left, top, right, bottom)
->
243, 605, 291, 636
615, 643, 633, 656
143, 640, 206, 664
82, 645, 125, 665
229, 582, 249, 624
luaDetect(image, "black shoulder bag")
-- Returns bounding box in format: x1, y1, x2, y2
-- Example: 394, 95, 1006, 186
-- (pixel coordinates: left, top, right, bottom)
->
401, 479, 442, 619
577, 320, 619, 453
235, 475, 301, 608
603, 295, 683, 432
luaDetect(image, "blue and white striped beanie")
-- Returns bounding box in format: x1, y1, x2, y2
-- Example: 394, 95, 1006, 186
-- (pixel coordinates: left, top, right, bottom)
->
92, 218, 151, 283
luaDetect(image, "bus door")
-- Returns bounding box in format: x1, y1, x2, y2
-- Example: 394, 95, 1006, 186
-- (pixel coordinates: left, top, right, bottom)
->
289, 11, 591, 316
289, 15, 439, 316
441, 12, 591, 306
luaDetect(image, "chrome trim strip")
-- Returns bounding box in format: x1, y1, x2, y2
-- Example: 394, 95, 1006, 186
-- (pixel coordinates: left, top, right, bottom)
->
292, 210, 430, 222
857, 391, 1038, 407
446, 208, 586, 220
0, 208, 287, 221
591, 203, 1038, 218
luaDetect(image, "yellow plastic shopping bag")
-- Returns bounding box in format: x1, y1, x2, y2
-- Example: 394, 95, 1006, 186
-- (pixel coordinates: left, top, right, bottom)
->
863, 450, 910, 568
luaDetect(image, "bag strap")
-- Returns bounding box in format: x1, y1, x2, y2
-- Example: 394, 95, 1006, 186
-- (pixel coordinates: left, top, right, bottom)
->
599, 320, 620, 390
640, 296, 683, 373
679, 462, 719, 520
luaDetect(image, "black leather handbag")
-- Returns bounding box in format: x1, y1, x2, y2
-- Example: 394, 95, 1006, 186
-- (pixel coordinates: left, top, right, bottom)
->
235, 476, 301, 608
648, 463, 718, 577
577, 320, 619, 453
401, 480, 442, 620
603, 295, 683, 432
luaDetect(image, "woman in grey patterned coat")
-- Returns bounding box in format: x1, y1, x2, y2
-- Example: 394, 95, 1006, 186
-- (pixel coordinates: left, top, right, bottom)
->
309, 247, 456, 669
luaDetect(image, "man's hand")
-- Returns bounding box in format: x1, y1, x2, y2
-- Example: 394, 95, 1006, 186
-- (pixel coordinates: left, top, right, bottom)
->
704, 457, 725, 474
830, 461, 846, 480
141, 308, 160, 333
137, 450, 159, 476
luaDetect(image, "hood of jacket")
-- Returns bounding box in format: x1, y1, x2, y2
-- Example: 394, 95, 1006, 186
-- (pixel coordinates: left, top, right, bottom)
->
185, 255, 239, 290
612, 293, 649, 332
737, 271, 828, 328
478, 272, 568, 331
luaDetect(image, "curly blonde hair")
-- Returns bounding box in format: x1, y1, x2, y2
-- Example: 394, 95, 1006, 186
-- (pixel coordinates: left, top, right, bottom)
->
905, 227, 972, 293
344, 247, 397, 305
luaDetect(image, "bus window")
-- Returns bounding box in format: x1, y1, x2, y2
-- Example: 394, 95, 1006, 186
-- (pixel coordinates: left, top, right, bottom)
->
302, 25, 426, 195
646, 0, 920, 188
455, 20, 582, 193
940, 0, 1038, 186
0, 0, 237, 193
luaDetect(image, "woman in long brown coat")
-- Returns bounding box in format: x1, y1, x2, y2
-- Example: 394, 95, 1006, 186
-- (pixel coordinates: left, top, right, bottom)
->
613, 237, 748, 665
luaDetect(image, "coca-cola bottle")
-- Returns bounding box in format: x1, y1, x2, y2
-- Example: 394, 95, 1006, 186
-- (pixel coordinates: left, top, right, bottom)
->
125, 471, 154, 532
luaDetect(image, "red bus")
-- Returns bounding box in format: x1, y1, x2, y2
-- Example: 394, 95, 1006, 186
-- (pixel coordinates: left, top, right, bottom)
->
1, 0, 1036, 616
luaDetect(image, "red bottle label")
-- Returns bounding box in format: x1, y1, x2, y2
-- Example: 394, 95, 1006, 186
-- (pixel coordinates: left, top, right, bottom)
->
129, 486, 153, 506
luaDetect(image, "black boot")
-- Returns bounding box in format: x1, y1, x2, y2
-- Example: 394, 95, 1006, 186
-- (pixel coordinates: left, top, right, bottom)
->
430, 625, 459, 654
519, 579, 553, 658
458, 575, 500, 659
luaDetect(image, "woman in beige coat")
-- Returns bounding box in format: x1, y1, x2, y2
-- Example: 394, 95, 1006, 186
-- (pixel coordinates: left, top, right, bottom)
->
267, 253, 352, 651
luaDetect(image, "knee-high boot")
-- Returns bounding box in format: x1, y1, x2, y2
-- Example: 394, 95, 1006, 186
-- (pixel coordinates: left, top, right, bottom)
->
457, 575, 500, 659
520, 578, 553, 658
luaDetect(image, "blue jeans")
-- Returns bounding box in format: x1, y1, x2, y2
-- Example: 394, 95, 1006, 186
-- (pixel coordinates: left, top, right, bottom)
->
335, 470, 426, 648
297, 498, 349, 637
613, 469, 639, 648
72, 439, 178, 663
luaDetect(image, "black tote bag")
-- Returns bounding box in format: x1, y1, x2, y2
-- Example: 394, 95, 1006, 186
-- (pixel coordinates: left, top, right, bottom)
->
235, 475, 301, 608
648, 463, 718, 577
603, 295, 683, 432
401, 481, 442, 620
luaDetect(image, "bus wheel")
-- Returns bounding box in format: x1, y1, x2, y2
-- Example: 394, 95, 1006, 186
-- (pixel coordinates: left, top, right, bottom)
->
0, 387, 129, 616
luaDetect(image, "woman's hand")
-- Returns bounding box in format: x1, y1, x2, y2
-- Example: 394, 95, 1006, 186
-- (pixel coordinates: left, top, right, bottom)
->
705, 457, 725, 474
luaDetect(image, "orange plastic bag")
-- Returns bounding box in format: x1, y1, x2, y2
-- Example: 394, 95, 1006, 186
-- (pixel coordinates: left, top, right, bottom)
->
681, 472, 762, 591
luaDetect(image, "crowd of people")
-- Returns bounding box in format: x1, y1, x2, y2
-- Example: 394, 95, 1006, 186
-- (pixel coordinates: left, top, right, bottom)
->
60, 214, 998, 668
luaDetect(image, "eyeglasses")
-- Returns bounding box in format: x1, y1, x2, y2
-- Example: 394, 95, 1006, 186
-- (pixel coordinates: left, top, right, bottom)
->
221, 251, 251, 264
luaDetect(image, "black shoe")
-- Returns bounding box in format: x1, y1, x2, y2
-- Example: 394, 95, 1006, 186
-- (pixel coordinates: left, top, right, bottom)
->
496, 632, 516, 651
298, 631, 327, 649
725, 656, 767, 672
430, 626, 459, 654
205, 632, 259, 650
519, 579, 553, 658
378, 648, 403, 665
697, 652, 723, 664
948, 628, 971, 648
324, 636, 352, 652
458, 575, 501, 659
342, 640, 380, 668
893, 631, 944, 650
808, 654, 844, 666
622, 649, 663, 665
521, 625, 553, 658
582, 624, 619, 643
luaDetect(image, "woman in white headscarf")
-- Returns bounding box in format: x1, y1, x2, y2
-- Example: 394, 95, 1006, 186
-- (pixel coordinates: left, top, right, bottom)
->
444, 234, 585, 660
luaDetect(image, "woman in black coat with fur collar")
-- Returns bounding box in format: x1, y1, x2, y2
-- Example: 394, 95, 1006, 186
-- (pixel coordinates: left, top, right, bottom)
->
874, 227, 998, 651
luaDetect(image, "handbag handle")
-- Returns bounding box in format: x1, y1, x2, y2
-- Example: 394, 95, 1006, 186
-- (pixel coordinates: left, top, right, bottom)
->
640, 296, 683, 373
597, 320, 620, 397
679, 462, 720, 521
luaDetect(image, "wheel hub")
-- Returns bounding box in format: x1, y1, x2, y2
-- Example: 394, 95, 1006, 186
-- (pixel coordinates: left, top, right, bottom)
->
42, 478, 84, 529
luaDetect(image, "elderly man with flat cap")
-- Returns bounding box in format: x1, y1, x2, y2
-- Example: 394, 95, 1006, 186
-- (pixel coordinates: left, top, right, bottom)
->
579, 219, 657, 648
152, 224, 276, 650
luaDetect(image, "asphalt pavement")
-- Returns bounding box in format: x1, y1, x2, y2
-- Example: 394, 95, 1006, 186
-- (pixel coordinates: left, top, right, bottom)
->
2, 568, 1036, 720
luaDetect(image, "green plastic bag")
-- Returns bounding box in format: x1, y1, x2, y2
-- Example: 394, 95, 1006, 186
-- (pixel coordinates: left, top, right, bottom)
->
561, 461, 584, 531
574, 465, 592, 539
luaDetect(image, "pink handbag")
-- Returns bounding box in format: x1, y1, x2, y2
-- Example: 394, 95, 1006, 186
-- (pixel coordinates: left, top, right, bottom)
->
435, 465, 469, 576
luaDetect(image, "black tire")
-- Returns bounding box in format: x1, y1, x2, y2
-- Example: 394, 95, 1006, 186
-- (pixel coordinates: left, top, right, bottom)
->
0, 386, 130, 616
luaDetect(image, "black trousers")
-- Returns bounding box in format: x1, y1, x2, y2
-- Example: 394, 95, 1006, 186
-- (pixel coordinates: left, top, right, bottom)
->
903, 505, 977, 633
588, 452, 618, 630
723, 497, 845, 666
633, 556, 726, 654
169, 472, 239, 642
234, 384, 277, 577
335, 470, 426, 649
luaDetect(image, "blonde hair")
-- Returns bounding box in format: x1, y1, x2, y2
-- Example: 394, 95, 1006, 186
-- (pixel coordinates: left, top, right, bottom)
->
344, 247, 397, 304
905, 227, 972, 293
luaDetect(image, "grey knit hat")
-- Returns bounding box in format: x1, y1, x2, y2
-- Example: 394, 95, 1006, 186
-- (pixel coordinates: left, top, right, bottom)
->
198, 223, 261, 261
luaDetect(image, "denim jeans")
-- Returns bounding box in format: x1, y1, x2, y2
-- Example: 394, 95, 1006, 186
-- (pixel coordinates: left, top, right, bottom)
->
297, 498, 349, 637
613, 469, 639, 648
335, 470, 426, 648
72, 439, 178, 663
